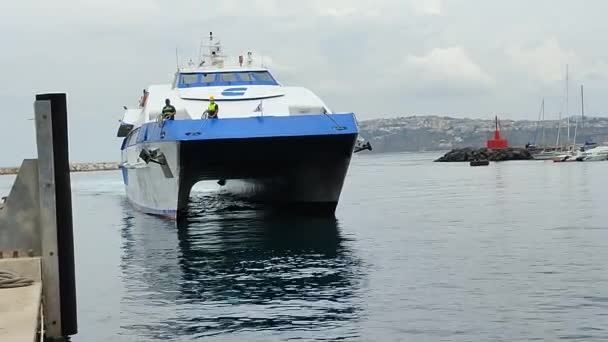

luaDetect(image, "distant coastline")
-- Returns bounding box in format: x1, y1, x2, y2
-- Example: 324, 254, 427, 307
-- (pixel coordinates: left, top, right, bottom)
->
2, 116, 607, 172
0, 162, 119, 175
359, 115, 608, 153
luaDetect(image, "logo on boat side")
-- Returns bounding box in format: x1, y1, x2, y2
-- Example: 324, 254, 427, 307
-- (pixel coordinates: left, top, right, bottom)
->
221, 87, 247, 96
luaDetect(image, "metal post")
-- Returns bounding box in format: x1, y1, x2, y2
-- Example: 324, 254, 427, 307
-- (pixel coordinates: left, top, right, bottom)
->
34, 93, 77, 337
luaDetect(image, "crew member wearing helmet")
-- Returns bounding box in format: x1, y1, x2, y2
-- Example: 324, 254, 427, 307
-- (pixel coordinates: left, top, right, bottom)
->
206, 96, 219, 118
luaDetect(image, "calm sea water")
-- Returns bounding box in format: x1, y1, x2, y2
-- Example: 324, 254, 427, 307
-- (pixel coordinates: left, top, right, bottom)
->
1, 152, 608, 341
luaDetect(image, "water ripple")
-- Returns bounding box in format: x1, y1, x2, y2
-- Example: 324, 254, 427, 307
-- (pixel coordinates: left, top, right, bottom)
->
48, 154, 608, 341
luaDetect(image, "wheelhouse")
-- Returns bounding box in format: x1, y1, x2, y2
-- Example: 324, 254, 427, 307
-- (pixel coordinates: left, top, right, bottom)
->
175, 70, 279, 88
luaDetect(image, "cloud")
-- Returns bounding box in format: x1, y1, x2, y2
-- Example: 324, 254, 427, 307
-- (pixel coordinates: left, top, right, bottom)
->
4, 0, 608, 165
315, 0, 442, 20
404, 47, 494, 92
506, 37, 608, 89
506, 38, 576, 84
410, 0, 444, 16
319, 6, 360, 18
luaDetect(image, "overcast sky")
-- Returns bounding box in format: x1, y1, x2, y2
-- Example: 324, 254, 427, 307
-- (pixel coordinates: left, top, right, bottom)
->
2, 0, 608, 165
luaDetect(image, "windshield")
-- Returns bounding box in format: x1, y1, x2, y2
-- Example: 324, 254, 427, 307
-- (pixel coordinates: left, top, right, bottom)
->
177, 71, 278, 88
180, 74, 199, 86
250, 71, 274, 82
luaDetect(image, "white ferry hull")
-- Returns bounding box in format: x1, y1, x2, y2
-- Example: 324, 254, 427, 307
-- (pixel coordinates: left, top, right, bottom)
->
121, 141, 183, 218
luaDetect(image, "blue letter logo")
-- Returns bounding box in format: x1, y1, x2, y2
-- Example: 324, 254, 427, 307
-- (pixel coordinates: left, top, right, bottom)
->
221, 87, 247, 96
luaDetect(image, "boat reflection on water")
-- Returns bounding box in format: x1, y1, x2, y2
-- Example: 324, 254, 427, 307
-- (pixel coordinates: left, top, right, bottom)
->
119, 192, 364, 340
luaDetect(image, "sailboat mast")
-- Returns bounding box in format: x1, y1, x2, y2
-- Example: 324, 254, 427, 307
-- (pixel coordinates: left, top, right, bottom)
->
581, 85, 585, 140
572, 102, 578, 148
541, 99, 546, 146
556, 110, 562, 148
566, 64, 570, 142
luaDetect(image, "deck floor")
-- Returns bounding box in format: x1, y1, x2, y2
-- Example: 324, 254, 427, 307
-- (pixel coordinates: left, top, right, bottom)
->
0, 257, 42, 342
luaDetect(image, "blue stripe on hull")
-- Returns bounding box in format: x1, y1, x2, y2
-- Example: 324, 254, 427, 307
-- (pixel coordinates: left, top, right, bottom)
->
131, 113, 357, 146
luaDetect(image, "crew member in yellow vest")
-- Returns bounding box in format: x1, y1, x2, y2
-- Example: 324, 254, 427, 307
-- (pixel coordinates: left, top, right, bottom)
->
207, 96, 219, 119
161, 99, 176, 120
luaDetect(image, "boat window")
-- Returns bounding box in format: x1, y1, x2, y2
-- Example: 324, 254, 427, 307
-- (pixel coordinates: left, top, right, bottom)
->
126, 128, 139, 147
176, 71, 278, 88
237, 72, 255, 82
201, 73, 216, 82
180, 73, 199, 86
252, 71, 274, 82
220, 73, 238, 82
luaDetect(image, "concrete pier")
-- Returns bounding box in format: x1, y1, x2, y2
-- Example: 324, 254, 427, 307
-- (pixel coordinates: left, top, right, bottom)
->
0, 258, 42, 342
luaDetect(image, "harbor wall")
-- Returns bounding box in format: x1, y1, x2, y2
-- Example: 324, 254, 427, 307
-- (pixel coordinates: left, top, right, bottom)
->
0, 162, 119, 175
435, 147, 532, 162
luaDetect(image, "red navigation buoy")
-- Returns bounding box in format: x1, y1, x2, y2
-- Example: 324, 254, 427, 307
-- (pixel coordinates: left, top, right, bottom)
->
486, 116, 508, 149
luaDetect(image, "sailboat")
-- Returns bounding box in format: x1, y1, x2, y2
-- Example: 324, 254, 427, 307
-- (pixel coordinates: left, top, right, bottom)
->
531, 66, 574, 160
575, 85, 606, 162
552, 65, 577, 162
577, 84, 597, 152
528, 99, 554, 159
554, 85, 590, 162
529, 99, 568, 160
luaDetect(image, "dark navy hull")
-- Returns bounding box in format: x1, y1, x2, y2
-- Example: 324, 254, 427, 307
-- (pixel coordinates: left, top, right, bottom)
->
179, 133, 356, 214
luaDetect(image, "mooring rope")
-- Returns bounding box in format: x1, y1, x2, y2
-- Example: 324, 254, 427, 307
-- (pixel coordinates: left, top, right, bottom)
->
0, 269, 34, 289
322, 111, 346, 130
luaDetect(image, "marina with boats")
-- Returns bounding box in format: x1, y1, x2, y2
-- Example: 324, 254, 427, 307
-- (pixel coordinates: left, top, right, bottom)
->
525, 66, 607, 162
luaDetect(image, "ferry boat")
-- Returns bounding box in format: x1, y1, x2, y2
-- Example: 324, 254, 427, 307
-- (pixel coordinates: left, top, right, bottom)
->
117, 33, 359, 218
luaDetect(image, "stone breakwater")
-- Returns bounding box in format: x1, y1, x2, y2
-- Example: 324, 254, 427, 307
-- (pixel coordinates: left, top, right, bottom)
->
0, 162, 120, 175
435, 148, 533, 162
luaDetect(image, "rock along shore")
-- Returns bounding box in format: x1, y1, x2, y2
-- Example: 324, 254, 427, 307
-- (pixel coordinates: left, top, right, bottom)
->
435, 147, 532, 162
0, 162, 120, 175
